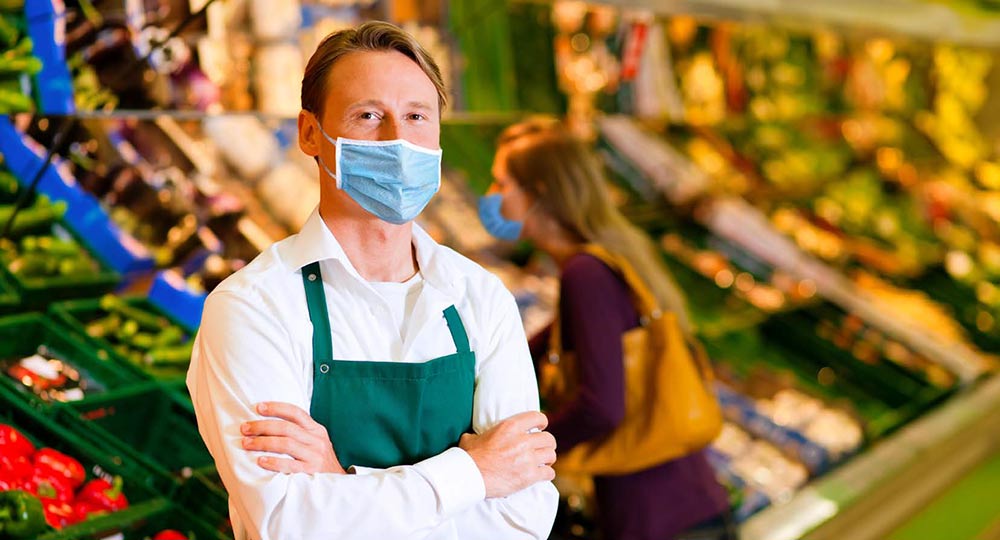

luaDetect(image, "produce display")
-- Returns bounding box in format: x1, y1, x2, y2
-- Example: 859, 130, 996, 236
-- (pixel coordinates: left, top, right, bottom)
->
0, 423, 130, 535
0, 2, 42, 114
1, 346, 101, 403
3, 233, 102, 280
0, 2, 997, 539
78, 295, 192, 376
608, 18, 1000, 364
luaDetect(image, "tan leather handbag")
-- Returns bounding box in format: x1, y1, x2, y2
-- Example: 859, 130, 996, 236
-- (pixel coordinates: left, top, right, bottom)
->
540, 244, 722, 476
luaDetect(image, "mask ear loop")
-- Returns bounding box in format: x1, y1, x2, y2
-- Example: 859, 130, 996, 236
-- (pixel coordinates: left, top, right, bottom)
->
312, 114, 343, 189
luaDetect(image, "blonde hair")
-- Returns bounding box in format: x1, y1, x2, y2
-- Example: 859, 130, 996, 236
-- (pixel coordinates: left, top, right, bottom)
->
301, 21, 447, 116
499, 118, 693, 335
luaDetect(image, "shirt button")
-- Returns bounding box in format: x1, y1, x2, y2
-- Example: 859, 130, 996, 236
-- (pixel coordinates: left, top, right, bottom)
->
319, 363, 330, 374
308, 273, 317, 282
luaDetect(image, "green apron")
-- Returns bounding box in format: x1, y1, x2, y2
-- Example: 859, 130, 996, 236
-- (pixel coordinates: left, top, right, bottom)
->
301, 261, 476, 470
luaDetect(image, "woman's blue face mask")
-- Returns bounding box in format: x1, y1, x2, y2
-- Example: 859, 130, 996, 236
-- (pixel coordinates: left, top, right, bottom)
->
478, 193, 524, 242
316, 123, 442, 225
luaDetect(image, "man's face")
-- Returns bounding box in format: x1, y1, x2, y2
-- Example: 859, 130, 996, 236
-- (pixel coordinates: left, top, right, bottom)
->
299, 50, 441, 173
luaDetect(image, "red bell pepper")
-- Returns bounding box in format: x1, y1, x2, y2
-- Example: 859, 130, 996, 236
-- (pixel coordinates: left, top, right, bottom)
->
76, 476, 128, 512
32, 448, 86, 490
0, 425, 35, 459
42, 499, 82, 530
30, 468, 74, 503
8, 475, 37, 494
0, 472, 18, 491
152, 530, 189, 540
71, 499, 109, 522
0, 452, 33, 480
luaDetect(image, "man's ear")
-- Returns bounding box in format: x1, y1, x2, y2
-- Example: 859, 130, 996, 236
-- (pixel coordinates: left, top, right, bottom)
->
298, 110, 320, 158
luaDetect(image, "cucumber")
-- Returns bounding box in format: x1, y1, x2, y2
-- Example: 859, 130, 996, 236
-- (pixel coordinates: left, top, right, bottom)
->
99, 295, 170, 331
144, 342, 194, 367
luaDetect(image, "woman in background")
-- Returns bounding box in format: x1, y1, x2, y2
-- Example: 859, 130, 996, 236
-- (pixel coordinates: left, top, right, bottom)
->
478, 118, 735, 540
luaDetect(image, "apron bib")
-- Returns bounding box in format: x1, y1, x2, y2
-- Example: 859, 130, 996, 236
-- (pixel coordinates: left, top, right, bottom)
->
301, 261, 476, 469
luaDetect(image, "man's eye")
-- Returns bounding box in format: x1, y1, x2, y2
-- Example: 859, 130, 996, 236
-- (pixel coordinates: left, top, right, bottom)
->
359, 112, 379, 120
408, 113, 426, 121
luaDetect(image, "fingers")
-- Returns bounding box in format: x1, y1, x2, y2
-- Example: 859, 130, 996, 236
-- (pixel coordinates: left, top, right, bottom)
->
503, 411, 549, 433
242, 419, 302, 439
256, 402, 318, 431
459, 432, 478, 449
243, 435, 315, 462
530, 431, 557, 451
533, 465, 556, 483
534, 447, 557, 467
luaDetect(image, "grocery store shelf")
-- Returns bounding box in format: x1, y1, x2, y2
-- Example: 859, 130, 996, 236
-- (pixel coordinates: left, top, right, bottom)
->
554, 0, 1000, 47
702, 197, 993, 383
741, 372, 1000, 540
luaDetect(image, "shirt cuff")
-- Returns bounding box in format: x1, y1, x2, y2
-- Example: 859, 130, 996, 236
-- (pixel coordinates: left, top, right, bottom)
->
347, 465, 378, 475
413, 446, 486, 518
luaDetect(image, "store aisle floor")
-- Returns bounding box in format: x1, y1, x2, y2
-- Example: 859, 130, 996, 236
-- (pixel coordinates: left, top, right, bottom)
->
887, 450, 1000, 540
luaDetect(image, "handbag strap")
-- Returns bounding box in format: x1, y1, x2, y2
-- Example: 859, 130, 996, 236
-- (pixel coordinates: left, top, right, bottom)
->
548, 244, 714, 382
548, 244, 658, 358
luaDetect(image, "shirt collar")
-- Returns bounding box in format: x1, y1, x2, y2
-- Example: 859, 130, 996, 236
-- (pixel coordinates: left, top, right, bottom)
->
281, 208, 463, 298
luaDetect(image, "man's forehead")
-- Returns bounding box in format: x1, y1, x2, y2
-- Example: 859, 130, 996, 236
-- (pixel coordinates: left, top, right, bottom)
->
321, 53, 438, 106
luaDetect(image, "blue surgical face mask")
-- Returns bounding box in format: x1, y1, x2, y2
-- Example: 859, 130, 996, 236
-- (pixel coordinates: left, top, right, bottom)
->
316, 123, 442, 225
478, 194, 523, 241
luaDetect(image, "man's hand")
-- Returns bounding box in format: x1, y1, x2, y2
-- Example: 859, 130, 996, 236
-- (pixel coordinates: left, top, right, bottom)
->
460, 411, 557, 499
241, 402, 346, 475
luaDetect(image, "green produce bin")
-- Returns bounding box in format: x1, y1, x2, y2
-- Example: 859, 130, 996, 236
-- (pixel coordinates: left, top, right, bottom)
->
57, 381, 214, 482
0, 223, 121, 309
0, 270, 19, 314
909, 268, 1000, 354
761, 307, 954, 430
176, 465, 233, 539
0, 312, 146, 408
161, 378, 194, 414
50, 297, 194, 383
0, 383, 164, 539
38, 498, 232, 540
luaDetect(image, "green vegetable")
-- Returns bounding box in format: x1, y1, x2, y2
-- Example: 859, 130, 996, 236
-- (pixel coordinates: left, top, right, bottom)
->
115, 319, 139, 340
0, 88, 32, 114
99, 295, 170, 331
0, 55, 40, 77
152, 325, 184, 348
144, 342, 194, 367
129, 332, 155, 350
0, 490, 47, 539
0, 200, 66, 236
0, 171, 17, 197
6, 232, 100, 278
0, 14, 18, 46
85, 314, 121, 339
20, 236, 80, 257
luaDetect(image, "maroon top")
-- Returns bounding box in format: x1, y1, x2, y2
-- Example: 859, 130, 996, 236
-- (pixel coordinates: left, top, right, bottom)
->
530, 253, 729, 540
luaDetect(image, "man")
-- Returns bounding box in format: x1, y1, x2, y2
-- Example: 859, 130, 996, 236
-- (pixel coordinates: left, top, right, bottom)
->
187, 21, 559, 540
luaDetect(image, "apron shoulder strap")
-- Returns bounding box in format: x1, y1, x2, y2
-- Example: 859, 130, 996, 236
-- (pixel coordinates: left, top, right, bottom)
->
443, 305, 471, 354
301, 261, 334, 361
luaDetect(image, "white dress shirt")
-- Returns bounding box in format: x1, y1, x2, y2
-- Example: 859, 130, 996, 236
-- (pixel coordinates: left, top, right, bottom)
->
187, 209, 558, 540
369, 272, 424, 343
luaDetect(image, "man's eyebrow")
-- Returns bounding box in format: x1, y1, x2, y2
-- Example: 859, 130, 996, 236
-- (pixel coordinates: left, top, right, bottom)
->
345, 99, 386, 111
343, 100, 434, 112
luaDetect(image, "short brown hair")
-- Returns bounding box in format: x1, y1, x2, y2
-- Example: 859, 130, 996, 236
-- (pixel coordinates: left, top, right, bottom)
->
301, 21, 448, 117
